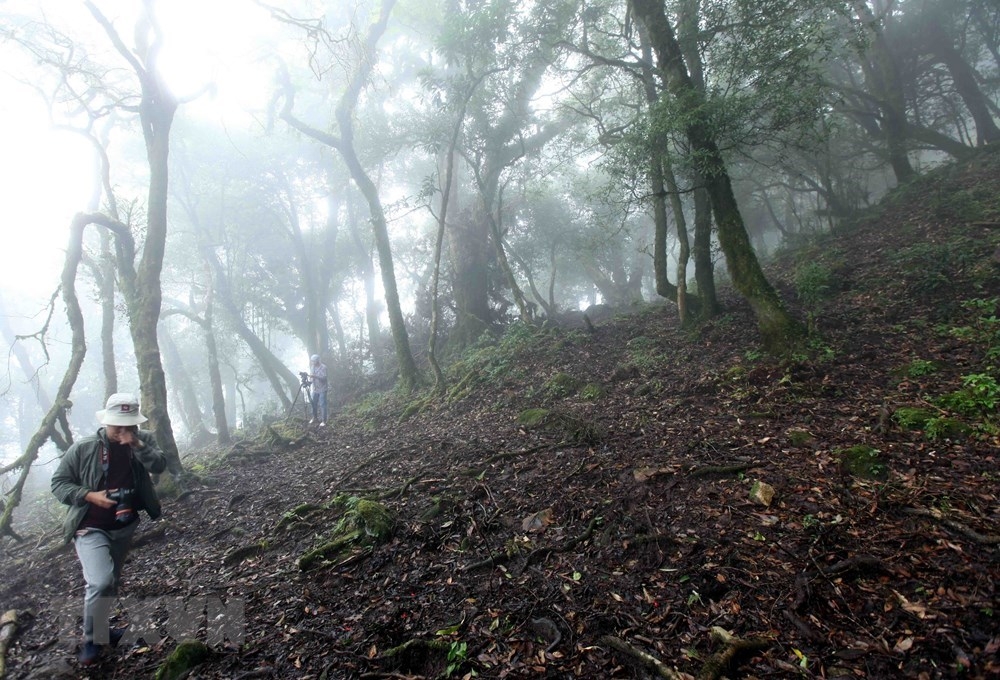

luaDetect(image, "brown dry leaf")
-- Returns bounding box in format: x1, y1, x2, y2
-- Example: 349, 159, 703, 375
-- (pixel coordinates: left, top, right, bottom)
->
633, 466, 671, 482
893, 590, 930, 619
522, 507, 555, 532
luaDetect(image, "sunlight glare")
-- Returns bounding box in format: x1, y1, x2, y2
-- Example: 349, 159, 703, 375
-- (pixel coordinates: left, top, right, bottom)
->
157, 0, 277, 118
0, 94, 94, 301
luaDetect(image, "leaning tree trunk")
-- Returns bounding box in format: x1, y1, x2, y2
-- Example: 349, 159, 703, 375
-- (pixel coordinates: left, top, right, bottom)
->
637, 35, 693, 319
207, 250, 298, 407
159, 330, 212, 445
450, 206, 493, 347
203, 279, 231, 445
347, 203, 386, 374
850, 0, 916, 183
678, 0, 718, 320
0, 216, 91, 540
924, 18, 1000, 146
488, 194, 534, 324
629, 0, 804, 352
279, 0, 420, 391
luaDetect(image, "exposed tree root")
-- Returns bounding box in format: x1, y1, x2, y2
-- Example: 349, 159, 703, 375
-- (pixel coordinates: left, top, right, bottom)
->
791, 554, 887, 611
903, 506, 1000, 544
0, 610, 20, 679
463, 515, 601, 573
223, 541, 270, 567
600, 626, 773, 680
687, 463, 758, 477
599, 635, 684, 679
376, 637, 451, 667
697, 626, 773, 680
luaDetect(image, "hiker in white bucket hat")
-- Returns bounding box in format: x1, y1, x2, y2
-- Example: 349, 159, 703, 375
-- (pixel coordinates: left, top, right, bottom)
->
51, 392, 166, 666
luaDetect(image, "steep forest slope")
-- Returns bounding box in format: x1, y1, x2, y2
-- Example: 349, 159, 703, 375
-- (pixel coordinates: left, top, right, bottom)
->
1, 150, 999, 679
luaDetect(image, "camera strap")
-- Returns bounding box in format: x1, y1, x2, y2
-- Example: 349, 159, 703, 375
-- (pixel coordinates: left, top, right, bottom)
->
100, 442, 111, 491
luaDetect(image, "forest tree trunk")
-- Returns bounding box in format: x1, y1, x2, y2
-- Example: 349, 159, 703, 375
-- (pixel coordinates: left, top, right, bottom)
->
629, 0, 804, 351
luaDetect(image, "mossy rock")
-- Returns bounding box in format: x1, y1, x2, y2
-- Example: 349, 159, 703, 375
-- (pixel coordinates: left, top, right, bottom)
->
516, 407, 605, 444
836, 445, 888, 480
925, 416, 971, 440
517, 408, 551, 427
893, 407, 936, 430
419, 496, 449, 521
298, 498, 396, 571
785, 428, 815, 447
155, 639, 212, 680
154, 474, 182, 500
354, 499, 395, 540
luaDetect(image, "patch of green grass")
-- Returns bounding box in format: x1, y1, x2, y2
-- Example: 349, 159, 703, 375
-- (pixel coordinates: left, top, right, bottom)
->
889, 239, 978, 301
626, 336, 665, 372
544, 371, 580, 398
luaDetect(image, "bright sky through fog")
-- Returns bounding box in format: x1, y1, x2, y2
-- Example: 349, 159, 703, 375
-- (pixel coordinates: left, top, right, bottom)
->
0, 0, 275, 317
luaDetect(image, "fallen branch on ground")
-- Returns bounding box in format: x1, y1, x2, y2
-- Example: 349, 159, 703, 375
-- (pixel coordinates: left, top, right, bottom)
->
0, 609, 21, 679
599, 635, 684, 679
687, 463, 759, 477
902, 507, 1000, 544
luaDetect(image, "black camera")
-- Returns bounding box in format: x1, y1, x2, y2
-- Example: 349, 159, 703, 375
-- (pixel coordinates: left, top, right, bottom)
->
106, 488, 136, 524
299, 371, 312, 387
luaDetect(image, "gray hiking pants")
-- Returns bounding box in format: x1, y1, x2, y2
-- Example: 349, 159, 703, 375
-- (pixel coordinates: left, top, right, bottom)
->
73, 522, 138, 644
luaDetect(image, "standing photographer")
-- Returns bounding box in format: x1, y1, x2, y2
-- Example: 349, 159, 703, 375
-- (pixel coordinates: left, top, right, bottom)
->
308, 354, 329, 426
51, 392, 166, 666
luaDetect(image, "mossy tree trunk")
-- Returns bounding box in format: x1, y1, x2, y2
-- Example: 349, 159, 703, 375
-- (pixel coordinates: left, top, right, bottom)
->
629, 0, 804, 351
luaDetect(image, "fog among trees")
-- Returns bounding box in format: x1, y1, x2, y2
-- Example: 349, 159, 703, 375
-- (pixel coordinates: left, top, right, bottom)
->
0, 0, 997, 535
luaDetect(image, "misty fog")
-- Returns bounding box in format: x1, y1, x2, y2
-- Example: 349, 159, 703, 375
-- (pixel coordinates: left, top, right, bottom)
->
0, 0, 996, 537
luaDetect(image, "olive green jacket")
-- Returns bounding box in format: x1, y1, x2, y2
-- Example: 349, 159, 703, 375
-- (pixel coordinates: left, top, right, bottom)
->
51, 428, 167, 543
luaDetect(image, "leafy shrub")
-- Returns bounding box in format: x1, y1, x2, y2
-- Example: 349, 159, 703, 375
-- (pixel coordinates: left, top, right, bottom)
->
890, 240, 976, 300
924, 417, 971, 441
903, 359, 938, 378
936, 373, 1000, 416
795, 262, 835, 307
580, 383, 604, 400
949, 298, 1000, 362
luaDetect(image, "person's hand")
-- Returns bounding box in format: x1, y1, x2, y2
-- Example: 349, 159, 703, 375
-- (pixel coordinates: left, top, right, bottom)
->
84, 491, 116, 508
106, 425, 143, 447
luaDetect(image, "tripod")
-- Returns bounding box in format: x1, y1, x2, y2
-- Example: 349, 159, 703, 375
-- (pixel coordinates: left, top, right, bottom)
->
286, 378, 313, 421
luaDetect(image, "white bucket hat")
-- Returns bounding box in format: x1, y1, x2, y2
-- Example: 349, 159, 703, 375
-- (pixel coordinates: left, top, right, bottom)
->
96, 392, 148, 426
